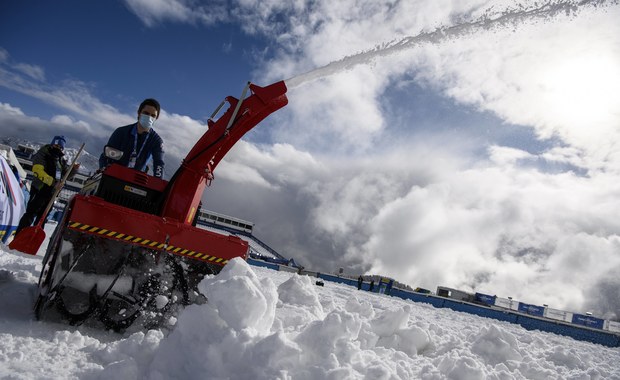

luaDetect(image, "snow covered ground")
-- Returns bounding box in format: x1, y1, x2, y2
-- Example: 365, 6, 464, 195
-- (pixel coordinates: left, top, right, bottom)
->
0, 225, 619, 379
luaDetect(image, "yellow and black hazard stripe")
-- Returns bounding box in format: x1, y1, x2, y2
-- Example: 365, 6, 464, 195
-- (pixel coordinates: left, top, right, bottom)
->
68, 221, 228, 265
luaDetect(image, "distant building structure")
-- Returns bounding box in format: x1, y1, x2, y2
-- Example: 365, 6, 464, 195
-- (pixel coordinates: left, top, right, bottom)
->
196, 209, 254, 234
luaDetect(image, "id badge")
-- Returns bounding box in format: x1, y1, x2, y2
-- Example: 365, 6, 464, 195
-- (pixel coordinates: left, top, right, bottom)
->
128, 153, 137, 169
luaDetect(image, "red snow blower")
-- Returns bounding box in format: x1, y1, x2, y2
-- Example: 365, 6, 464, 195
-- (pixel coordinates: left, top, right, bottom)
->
34, 81, 288, 331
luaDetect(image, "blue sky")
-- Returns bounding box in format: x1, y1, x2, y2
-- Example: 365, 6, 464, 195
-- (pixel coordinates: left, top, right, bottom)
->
1, 0, 620, 319
0, 0, 262, 124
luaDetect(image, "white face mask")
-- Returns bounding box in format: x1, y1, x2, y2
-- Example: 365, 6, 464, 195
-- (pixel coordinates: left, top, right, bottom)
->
139, 114, 155, 130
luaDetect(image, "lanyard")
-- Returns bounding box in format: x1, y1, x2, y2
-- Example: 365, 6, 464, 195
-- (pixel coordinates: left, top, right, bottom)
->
130, 125, 150, 168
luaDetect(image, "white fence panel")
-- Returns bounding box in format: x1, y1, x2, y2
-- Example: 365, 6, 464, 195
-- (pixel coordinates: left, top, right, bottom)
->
494, 297, 519, 311
606, 320, 620, 333
544, 307, 573, 322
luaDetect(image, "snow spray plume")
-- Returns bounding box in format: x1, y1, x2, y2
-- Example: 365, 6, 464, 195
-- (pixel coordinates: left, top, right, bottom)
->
285, 0, 618, 90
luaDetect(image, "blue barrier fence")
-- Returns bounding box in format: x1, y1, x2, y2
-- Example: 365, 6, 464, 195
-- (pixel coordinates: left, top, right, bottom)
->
317, 273, 361, 288
247, 258, 280, 270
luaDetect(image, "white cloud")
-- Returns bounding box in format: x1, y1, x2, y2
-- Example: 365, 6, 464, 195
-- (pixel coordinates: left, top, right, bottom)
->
155, 111, 208, 162
278, 68, 386, 153
218, 141, 323, 188
0, 60, 130, 139
0, 102, 24, 116
0, 102, 97, 148
488, 145, 532, 166
407, 6, 620, 173
541, 146, 587, 168
50, 114, 75, 125
361, 160, 620, 312
122, 0, 227, 27
14, 63, 45, 81
50, 115, 92, 132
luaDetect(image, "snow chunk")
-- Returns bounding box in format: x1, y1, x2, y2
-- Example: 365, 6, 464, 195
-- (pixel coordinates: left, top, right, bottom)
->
154, 295, 168, 310
470, 324, 522, 365
198, 257, 278, 334
344, 297, 375, 319
295, 309, 362, 358
370, 305, 412, 336
438, 353, 486, 380
275, 274, 325, 327
278, 274, 323, 312
369, 305, 431, 356
53, 330, 101, 349
545, 346, 586, 370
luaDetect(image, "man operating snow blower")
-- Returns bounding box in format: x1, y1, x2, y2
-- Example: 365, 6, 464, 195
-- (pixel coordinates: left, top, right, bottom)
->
99, 98, 166, 178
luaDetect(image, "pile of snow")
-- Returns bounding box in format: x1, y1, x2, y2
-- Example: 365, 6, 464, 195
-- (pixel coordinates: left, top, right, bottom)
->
0, 232, 619, 379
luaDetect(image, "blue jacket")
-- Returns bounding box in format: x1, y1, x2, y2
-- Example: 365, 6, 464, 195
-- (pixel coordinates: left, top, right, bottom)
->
99, 123, 165, 178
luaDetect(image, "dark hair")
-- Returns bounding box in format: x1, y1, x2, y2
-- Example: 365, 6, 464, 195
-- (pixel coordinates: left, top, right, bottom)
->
138, 98, 161, 119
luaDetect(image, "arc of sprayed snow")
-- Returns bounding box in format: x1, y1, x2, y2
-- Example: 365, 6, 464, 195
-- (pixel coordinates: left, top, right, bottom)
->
285, 0, 617, 90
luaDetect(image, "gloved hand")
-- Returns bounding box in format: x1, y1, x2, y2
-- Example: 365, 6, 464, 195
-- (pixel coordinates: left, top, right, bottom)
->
42, 175, 53, 186
32, 164, 53, 186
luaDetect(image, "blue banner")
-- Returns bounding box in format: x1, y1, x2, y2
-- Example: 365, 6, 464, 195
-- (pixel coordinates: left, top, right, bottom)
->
518, 302, 545, 317
474, 292, 496, 306
571, 313, 605, 330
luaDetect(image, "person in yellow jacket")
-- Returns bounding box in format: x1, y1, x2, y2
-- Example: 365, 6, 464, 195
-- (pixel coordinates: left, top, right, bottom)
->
15, 136, 78, 234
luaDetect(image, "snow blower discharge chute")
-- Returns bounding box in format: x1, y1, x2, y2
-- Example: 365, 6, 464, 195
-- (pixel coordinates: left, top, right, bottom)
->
33, 81, 288, 331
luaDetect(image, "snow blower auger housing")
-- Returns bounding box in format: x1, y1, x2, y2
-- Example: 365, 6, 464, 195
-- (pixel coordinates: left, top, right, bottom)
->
34, 81, 288, 331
